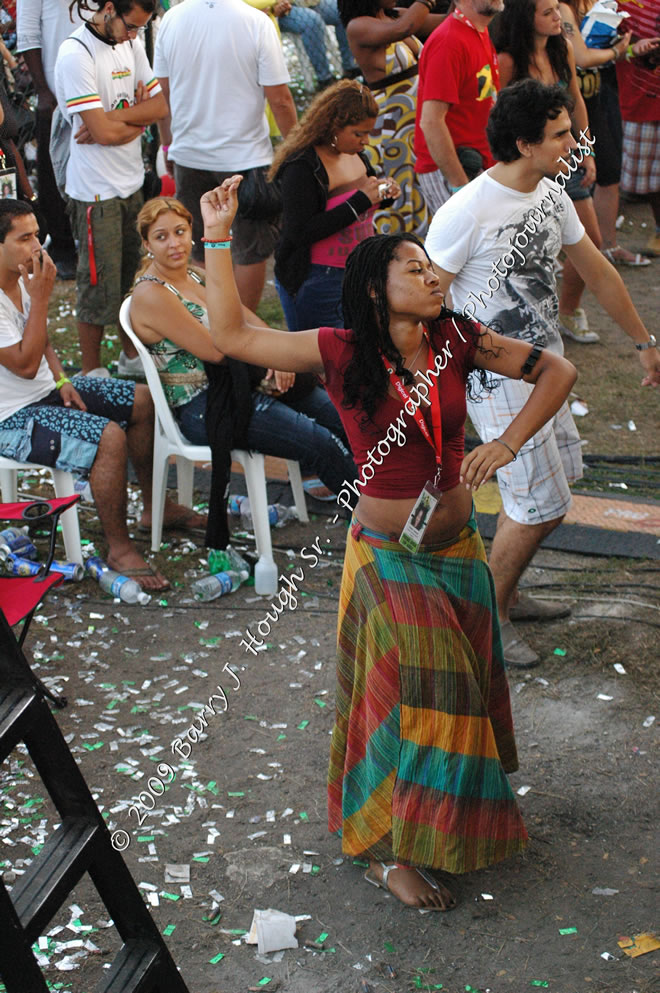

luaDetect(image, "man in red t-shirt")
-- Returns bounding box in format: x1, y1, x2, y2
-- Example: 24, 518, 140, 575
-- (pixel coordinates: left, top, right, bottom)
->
414, 0, 500, 216
616, 0, 660, 256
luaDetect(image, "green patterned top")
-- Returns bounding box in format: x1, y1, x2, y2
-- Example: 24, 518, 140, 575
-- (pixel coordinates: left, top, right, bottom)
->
135, 272, 209, 408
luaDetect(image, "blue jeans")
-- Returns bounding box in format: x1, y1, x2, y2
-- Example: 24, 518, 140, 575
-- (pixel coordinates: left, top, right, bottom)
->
276, 264, 345, 332
279, 0, 355, 78
176, 384, 356, 498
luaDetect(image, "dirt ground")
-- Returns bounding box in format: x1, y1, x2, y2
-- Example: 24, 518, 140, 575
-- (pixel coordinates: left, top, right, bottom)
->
1, 514, 657, 993
1, 203, 658, 993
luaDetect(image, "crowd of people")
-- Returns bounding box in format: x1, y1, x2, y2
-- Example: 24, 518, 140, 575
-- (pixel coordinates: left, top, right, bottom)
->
0, 0, 658, 916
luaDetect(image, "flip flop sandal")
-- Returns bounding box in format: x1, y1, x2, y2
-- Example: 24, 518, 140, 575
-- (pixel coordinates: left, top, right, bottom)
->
302, 477, 337, 502
114, 566, 170, 593
364, 862, 455, 912
137, 511, 207, 538
602, 247, 651, 267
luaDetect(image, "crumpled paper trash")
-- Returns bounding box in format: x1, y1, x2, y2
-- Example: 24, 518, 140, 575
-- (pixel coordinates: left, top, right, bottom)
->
246, 909, 299, 954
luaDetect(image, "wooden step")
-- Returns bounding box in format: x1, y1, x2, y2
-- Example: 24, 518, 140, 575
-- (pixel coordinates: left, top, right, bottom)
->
0, 686, 39, 762
10, 816, 100, 943
96, 939, 166, 993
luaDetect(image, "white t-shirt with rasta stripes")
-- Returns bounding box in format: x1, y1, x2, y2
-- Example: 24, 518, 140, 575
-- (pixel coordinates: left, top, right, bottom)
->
54, 24, 160, 201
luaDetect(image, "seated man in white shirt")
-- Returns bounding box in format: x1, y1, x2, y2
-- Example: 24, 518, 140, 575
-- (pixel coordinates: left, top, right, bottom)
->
0, 200, 206, 591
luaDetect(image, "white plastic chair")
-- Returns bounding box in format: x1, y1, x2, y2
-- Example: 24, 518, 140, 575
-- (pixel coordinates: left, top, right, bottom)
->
0, 458, 83, 563
119, 299, 308, 571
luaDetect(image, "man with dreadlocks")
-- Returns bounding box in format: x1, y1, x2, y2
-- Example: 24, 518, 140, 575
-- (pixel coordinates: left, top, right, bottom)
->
198, 175, 578, 912
54, 0, 166, 375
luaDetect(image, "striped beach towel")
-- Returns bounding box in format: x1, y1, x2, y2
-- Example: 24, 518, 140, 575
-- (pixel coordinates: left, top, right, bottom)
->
328, 514, 528, 875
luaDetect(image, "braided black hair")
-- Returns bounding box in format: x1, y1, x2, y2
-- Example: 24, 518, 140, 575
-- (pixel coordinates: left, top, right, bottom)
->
341, 234, 495, 426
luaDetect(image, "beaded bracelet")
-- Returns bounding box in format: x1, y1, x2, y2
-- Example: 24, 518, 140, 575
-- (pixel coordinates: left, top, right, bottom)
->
493, 438, 517, 462
625, 43, 634, 61
55, 375, 71, 390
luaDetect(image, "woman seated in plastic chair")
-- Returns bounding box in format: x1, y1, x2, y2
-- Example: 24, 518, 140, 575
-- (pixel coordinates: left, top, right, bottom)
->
129, 197, 358, 547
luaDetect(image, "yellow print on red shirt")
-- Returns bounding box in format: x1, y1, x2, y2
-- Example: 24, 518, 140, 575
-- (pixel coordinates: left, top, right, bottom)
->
476, 63, 496, 101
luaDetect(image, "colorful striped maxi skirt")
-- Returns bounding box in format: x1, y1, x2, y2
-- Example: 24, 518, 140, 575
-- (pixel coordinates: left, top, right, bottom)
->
327, 514, 529, 875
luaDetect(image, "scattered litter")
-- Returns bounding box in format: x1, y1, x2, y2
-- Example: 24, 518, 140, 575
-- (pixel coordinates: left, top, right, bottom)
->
559, 927, 577, 935
164, 864, 190, 884
553, 648, 566, 656
608, 482, 628, 490
597, 694, 614, 701
517, 785, 531, 796
592, 887, 619, 896
530, 983, 549, 989
618, 933, 660, 958
610, 423, 622, 430
627, 420, 637, 432
570, 399, 589, 417
642, 716, 655, 728
613, 663, 626, 675
246, 909, 299, 955
481, 893, 494, 900
600, 951, 616, 961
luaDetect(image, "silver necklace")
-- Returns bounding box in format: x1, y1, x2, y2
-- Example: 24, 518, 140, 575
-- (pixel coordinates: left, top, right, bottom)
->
404, 337, 424, 370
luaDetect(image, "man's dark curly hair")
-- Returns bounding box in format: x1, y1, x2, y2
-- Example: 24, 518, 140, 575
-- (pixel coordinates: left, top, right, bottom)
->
340, 233, 495, 425
487, 78, 573, 162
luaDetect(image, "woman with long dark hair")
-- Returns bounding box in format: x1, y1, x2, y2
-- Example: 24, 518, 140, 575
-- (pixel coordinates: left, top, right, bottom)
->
270, 79, 399, 332
493, 0, 604, 344
200, 175, 577, 910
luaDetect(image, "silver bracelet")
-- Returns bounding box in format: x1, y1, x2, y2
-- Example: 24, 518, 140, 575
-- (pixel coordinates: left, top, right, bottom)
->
493, 437, 517, 461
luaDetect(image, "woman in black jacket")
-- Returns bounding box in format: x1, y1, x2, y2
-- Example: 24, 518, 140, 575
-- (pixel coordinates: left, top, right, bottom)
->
270, 79, 400, 330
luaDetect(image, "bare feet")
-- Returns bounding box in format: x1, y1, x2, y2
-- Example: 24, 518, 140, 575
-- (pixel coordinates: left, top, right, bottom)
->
106, 545, 170, 592
365, 861, 455, 911
139, 500, 208, 534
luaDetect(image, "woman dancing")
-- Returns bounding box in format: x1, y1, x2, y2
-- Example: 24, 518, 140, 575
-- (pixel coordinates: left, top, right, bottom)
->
200, 176, 577, 910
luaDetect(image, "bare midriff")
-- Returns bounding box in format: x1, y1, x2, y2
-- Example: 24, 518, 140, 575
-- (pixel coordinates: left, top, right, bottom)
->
355, 483, 473, 543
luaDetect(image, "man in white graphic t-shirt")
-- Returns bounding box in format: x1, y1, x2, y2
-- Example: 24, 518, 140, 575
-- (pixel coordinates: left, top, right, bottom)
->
54, 0, 167, 376
426, 80, 659, 668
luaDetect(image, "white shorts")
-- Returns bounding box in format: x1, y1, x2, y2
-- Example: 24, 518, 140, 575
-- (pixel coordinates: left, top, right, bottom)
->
467, 375, 583, 525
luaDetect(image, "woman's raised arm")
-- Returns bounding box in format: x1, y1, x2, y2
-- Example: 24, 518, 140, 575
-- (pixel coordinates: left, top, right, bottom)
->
202, 178, 326, 374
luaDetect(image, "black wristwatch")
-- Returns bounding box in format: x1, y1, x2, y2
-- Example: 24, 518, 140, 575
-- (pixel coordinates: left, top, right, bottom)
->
635, 334, 657, 351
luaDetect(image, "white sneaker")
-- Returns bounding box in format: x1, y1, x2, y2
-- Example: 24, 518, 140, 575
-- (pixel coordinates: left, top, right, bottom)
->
559, 308, 600, 344
84, 366, 111, 378
117, 350, 145, 377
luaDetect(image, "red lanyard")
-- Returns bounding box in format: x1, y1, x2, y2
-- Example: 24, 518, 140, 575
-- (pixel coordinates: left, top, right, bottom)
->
381, 335, 443, 483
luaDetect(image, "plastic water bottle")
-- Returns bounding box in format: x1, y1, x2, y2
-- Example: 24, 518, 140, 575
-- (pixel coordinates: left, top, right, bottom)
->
74, 478, 94, 503
191, 569, 248, 601
254, 557, 278, 596
227, 495, 297, 529
208, 545, 251, 577
86, 556, 150, 605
